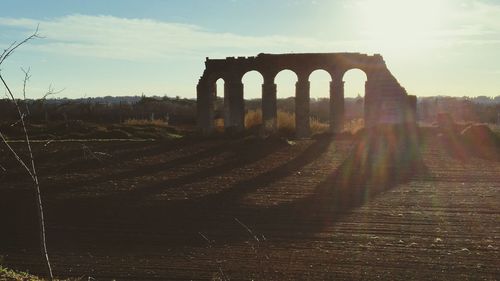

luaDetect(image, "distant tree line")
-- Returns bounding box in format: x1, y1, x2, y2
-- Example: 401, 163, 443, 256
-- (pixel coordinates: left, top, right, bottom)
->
417, 96, 500, 124
0, 95, 498, 126
0, 95, 196, 125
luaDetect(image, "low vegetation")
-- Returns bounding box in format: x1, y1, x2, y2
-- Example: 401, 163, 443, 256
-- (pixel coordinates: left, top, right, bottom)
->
1, 265, 49, 281
0, 119, 183, 140
244, 109, 329, 135
123, 118, 169, 127
0, 265, 85, 281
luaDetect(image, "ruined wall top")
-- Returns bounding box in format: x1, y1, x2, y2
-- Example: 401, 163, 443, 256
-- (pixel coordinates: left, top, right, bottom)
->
199, 52, 391, 83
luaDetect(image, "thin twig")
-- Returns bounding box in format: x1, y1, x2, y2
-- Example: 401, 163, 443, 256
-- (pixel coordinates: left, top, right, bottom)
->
0, 41, 17, 65
234, 217, 260, 242
21, 67, 31, 115
0, 24, 41, 66
10, 114, 25, 127
198, 232, 212, 247
0, 131, 35, 180
42, 84, 65, 100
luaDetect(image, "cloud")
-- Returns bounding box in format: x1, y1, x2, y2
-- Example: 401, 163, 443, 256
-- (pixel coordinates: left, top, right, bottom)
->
0, 14, 334, 62
1, 1, 499, 64
352, 0, 500, 48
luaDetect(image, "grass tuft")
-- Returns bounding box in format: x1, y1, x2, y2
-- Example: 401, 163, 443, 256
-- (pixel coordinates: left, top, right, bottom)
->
0, 265, 45, 281
0, 265, 86, 281
343, 118, 364, 134
244, 109, 329, 135
123, 118, 169, 127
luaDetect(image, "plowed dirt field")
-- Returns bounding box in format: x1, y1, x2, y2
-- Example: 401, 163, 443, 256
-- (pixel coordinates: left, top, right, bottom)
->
1, 135, 498, 280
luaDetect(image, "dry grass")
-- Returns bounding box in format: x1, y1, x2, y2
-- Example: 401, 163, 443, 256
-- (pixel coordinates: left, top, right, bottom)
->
244, 109, 329, 134
310, 116, 329, 133
215, 118, 225, 133
0, 265, 82, 281
123, 118, 168, 127
343, 118, 364, 134
244, 109, 262, 129
226, 110, 363, 135
276, 110, 295, 133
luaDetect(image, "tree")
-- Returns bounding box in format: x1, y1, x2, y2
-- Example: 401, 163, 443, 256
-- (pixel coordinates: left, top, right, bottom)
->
0, 27, 54, 280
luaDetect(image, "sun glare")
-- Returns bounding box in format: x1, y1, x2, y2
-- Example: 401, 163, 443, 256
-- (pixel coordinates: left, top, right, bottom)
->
356, 0, 446, 51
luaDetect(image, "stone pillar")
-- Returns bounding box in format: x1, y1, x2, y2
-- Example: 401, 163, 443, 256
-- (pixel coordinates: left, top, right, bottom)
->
295, 77, 310, 138
262, 80, 277, 132
364, 80, 375, 128
225, 81, 245, 131
330, 79, 344, 133
407, 95, 417, 123
196, 81, 215, 134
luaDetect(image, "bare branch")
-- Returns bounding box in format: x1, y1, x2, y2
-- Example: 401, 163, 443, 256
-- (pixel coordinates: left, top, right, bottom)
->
234, 217, 260, 242
0, 132, 35, 181
21, 67, 31, 115
0, 24, 41, 66
0, 41, 17, 64
42, 84, 65, 100
10, 113, 26, 127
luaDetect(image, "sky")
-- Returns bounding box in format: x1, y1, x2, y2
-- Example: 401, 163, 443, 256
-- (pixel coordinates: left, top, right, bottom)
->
0, 0, 499, 99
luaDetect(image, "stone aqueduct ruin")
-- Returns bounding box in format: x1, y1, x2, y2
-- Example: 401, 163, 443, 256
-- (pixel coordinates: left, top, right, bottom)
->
197, 52, 416, 137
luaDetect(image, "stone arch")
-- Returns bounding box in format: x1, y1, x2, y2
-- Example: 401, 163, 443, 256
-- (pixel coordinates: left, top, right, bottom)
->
308, 69, 332, 98
214, 77, 227, 131
308, 69, 332, 127
270, 69, 298, 133
341, 68, 368, 93
242, 70, 264, 99
197, 53, 416, 136
242, 70, 264, 128
341, 68, 368, 127
206, 72, 227, 86
308, 69, 333, 82
274, 69, 298, 98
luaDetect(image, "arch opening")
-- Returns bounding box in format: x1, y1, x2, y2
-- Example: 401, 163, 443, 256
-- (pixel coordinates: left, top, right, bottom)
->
198, 53, 415, 136
274, 69, 298, 133
342, 68, 368, 131
309, 70, 331, 131
215, 77, 226, 132
275, 69, 298, 113
242, 70, 264, 129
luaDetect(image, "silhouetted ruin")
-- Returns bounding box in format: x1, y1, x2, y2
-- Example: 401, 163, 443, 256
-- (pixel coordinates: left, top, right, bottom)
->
197, 52, 417, 137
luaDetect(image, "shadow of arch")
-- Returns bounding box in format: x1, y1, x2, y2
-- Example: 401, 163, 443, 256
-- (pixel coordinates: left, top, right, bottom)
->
128, 128, 425, 247
253, 126, 427, 236
5, 129, 427, 252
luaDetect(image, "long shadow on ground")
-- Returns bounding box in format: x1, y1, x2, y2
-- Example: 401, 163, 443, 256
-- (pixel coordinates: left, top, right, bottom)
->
0, 126, 427, 268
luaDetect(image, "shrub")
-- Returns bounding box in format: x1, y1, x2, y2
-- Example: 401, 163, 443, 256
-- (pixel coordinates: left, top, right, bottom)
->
343, 118, 364, 134
244, 109, 262, 129
214, 118, 224, 133
277, 110, 295, 134
242, 110, 329, 135
310, 116, 329, 133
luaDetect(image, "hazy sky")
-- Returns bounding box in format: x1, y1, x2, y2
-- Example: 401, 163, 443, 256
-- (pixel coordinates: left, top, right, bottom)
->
1, 0, 499, 99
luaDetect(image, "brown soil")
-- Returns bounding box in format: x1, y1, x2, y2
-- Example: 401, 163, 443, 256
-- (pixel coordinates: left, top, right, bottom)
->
0, 134, 498, 280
